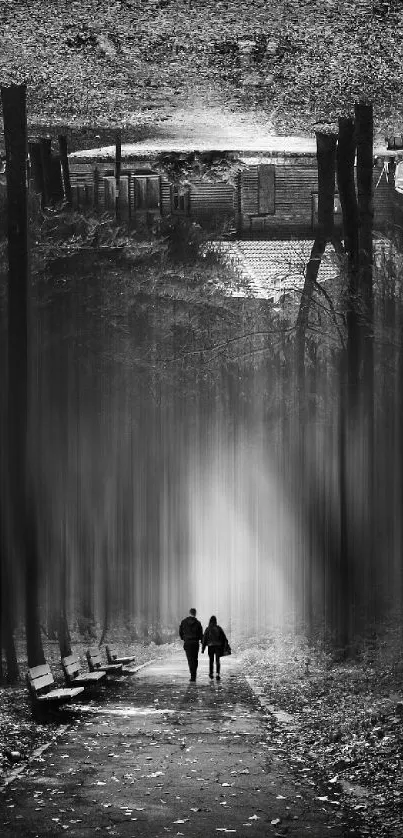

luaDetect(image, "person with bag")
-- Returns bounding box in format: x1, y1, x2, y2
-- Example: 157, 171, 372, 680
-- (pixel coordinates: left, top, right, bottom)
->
202, 615, 229, 681
179, 607, 203, 682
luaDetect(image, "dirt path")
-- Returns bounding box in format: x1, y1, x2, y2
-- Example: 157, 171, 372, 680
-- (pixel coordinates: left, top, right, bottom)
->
71, 103, 317, 156
0, 654, 352, 837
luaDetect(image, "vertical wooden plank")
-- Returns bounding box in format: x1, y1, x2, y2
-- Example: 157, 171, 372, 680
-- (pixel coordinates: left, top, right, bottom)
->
258, 164, 275, 214
58, 135, 72, 206
39, 138, 52, 206
93, 166, 99, 209
134, 176, 147, 210
146, 176, 160, 210
103, 176, 116, 210
50, 156, 64, 202
77, 184, 87, 207
119, 175, 129, 220
28, 141, 45, 202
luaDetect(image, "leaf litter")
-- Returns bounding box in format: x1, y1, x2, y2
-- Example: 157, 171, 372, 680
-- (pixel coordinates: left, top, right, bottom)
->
238, 626, 403, 837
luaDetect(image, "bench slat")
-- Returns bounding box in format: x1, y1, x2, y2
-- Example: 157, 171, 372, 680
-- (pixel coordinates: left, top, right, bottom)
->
29, 673, 55, 693
73, 671, 105, 683
106, 646, 135, 665
37, 686, 84, 702
28, 664, 52, 680
87, 648, 122, 674
62, 654, 80, 667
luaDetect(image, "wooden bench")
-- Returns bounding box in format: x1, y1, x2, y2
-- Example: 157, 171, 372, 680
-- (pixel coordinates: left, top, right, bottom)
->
27, 664, 84, 706
61, 652, 106, 686
86, 647, 123, 676
106, 645, 136, 666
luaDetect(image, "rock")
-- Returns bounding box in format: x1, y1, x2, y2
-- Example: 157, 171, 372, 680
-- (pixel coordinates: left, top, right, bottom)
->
395, 701, 403, 716
96, 34, 117, 58
266, 39, 279, 55
243, 72, 261, 86
238, 39, 255, 54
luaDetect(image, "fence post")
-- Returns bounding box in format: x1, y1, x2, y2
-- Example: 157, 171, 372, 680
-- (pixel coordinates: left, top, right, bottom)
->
115, 130, 121, 222
58, 135, 72, 206
39, 138, 52, 206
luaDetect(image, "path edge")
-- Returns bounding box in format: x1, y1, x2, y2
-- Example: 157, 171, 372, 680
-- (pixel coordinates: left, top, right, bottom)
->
0, 658, 156, 790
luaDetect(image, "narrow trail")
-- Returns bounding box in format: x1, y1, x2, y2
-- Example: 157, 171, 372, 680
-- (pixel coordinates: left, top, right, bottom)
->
71, 103, 317, 155
0, 654, 349, 837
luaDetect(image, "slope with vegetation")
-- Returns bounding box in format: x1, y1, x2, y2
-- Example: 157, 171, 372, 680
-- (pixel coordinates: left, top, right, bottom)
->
0, 0, 403, 138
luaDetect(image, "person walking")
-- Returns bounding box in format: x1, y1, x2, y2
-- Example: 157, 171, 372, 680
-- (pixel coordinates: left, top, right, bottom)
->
179, 607, 203, 682
202, 615, 228, 681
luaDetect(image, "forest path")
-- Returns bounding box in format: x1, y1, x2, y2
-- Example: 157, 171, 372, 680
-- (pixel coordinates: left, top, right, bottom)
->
0, 654, 348, 837
71, 103, 318, 155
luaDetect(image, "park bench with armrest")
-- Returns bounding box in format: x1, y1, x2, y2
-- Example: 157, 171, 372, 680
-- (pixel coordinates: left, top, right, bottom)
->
106, 645, 136, 665
61, 652, 106, 686
86, 646, 123, 675
27, 664, 84, 705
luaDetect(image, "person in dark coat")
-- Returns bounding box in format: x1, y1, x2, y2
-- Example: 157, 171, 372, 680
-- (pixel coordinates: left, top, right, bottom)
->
179, 607, 203, 682
202, 615, 227, 681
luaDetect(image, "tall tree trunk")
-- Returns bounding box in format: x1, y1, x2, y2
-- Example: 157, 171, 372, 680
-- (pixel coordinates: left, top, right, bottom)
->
25, 500, 46, 666
115, 130, 121, 223
58, 530, 72, 659
337, 348, 353, 652
335, 116, 360, 651
2, 84, 45, 669
2, 599, 19, 683
0, 513, 3, 682
337, 117, 360, 420
295, 132, 337, 420
99, 537, 110, 648
294, 133, 337, 634
355, 103, 375, 627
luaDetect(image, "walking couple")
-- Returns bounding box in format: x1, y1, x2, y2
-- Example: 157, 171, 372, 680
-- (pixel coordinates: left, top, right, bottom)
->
179, 608, 229, 683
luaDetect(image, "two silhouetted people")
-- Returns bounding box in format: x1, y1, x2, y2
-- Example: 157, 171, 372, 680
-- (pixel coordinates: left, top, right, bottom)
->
179, 608, 228, 683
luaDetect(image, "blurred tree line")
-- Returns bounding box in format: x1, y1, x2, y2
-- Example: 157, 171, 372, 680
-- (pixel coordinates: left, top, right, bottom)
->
1, 88, 403, 681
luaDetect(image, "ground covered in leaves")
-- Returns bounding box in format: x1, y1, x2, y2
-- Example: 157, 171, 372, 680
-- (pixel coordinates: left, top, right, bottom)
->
1, 627, 403, 836
1, 0, 403, 141
238, 624, 403, 838
0, 634, 176, 785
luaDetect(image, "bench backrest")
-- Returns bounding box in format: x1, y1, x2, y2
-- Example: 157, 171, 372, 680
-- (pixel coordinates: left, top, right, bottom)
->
86, 647, 103, 670
62, 653, 81, 678
27, 664, 55, 696
106, 646, 117, 661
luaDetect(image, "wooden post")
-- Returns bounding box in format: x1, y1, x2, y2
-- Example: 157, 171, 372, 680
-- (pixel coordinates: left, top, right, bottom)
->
115, 130, 121, 222
39, 137, 52, 206
51, 155, 64, 202
58, 135, 72, 206
28, 141, 45, 203
93, 166, 99, 209
1, 84, 45, 668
